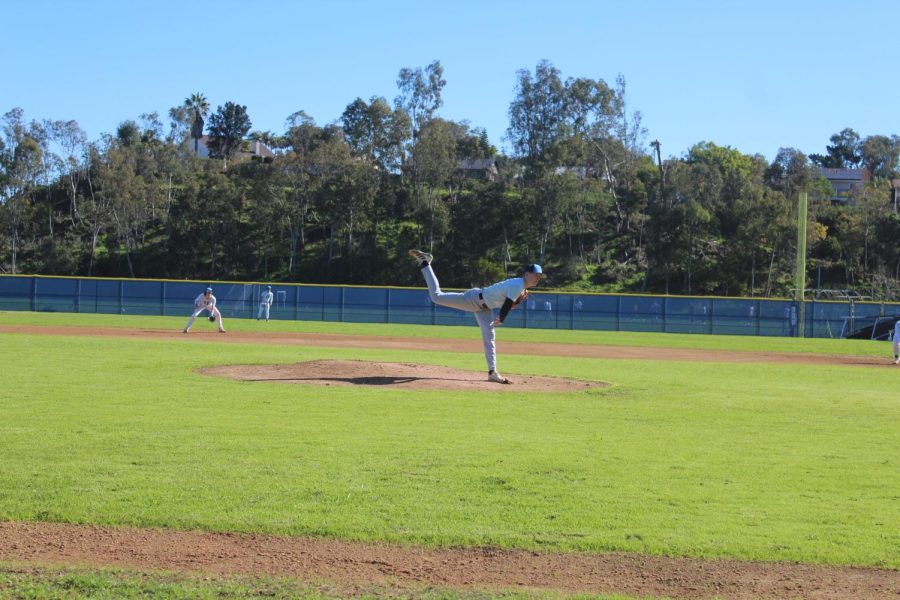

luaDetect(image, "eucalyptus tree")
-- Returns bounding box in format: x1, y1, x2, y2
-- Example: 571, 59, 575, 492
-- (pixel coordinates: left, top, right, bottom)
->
341, 96, 409, 173
80, 143, 113, 276
307, 128, 367, 270
207, 101, 251, 169
409, 118, 460, 250
184, 92, 209, 155
394, 60, 445, 141
507, 60, 570, 177
1, 109, 45, 273
50, 119, 88, 221
167, 104, 192, 145
394, 61, 446, 207
859, 134, 900, 179
765, 148, 811, 201
280, 111, 329, 272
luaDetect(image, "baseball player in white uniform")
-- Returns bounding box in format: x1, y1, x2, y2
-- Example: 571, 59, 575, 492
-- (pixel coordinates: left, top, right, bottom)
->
409, 249, 543, 384
257, 285, 274, 321
183, 287, 226, 333
893, 318, 900, 364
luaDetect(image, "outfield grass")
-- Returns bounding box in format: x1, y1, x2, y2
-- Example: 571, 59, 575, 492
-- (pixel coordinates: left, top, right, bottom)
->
0, 312, 897, 570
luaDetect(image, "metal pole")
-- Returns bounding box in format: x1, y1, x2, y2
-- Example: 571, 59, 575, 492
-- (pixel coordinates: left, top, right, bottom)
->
795, 192, 808, 337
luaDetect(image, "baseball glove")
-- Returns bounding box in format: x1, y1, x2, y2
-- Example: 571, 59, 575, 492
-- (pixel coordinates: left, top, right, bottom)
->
208, 315, 216, 322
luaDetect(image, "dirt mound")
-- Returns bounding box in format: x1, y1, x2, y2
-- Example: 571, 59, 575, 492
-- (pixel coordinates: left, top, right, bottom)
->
199, 359, 606, 392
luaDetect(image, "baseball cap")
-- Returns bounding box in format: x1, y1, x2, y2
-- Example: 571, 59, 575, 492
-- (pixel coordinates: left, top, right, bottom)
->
205, 287, 213, 292
526, 264, 543, 275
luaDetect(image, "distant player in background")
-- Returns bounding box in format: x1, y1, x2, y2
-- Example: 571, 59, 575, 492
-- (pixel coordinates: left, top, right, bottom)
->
893, 318, 900, 364
258, 285, 274, 321
183, 287, 226, 333
409, 249, 543, 384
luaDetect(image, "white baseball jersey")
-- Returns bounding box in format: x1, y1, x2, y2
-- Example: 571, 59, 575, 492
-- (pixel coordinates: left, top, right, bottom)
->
260, 290, 274, 306
194, 293, 217, 311
480, 277, 525, 309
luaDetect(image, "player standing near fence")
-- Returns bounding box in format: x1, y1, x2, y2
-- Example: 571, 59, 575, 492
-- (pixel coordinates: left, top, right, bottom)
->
258, 285, 274, 321
183, 287, 226, 333
409, 249, 543, 384
893, 318, 900, 364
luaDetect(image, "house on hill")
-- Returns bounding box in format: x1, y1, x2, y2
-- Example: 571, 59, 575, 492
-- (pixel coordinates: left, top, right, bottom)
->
456, 158, 498, 181
817, 167, 871, 203
185, 136, 275, 162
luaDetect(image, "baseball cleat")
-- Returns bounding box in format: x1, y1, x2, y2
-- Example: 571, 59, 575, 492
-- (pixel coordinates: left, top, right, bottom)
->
182, 329, 189, 334
488, 370, 511, 384
894, 358, 899, 365
408, 249, 433, 266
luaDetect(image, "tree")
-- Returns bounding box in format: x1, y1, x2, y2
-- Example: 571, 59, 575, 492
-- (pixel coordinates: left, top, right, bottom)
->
810, 128, 861, 168
409, 118, 459, 250
184, 93, 209, 155
394, 60, 445, 141
859, 135, 900, 179
1, 109, 44, 273
506, 60, 569, 176
765, 148, 811, 200
207, 102, 252, 168
50, 119, 88, 221
341, 96, 409, 172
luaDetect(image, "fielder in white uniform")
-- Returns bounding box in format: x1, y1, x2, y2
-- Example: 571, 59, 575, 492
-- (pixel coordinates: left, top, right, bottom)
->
409, 249, 543, 384
183, 287, 226, 333
258, 285, 274, 321
893, 318, 900, 364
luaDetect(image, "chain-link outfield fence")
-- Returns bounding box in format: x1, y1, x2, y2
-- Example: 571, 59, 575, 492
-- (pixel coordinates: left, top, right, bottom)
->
1, 274, 898, 339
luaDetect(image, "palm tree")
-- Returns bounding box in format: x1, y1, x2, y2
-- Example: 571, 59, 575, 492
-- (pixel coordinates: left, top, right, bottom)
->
184, 93, 210, 155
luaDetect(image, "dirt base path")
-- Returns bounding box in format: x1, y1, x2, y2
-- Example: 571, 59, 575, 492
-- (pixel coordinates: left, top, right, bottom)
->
0, 324, 890, 367
1, 522, 897, 599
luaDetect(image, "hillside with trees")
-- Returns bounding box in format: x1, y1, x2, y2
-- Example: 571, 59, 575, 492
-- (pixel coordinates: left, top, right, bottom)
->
2, 60, 899, 299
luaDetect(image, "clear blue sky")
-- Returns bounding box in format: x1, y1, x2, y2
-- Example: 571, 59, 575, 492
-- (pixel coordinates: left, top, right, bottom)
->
3, 0, 898, 160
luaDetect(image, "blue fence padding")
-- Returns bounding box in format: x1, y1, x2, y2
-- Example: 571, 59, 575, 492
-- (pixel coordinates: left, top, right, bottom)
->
1, 274, 897, 338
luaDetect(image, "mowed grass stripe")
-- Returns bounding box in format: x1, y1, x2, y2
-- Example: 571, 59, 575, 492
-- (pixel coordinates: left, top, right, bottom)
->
0, 320, 897, 569
0, 310, 891, 357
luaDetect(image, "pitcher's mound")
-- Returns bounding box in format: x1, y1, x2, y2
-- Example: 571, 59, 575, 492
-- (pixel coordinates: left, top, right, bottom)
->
200, 360, 606, 392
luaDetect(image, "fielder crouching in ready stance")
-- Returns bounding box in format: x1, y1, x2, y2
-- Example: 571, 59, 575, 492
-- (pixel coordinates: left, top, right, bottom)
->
410, 249, 543, 384
183, 287, 226, 333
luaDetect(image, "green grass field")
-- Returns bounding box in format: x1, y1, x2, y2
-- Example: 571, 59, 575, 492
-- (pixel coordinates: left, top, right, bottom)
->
0, 310, 897, 594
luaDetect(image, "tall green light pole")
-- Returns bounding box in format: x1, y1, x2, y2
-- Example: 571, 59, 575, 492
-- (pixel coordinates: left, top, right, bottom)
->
794, 192, 808, 337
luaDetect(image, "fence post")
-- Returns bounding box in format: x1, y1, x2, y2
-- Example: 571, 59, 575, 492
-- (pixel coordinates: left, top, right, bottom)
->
662, 296, 667, 333
755, 301, 761, 336
294, 286, 299, 320
31, 277, 37, 312
385, 288, 390, 324
75, 279, 81, 313
160, 281, 166, 316
615, 296, 621, 331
